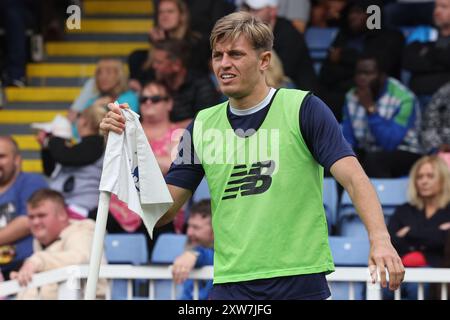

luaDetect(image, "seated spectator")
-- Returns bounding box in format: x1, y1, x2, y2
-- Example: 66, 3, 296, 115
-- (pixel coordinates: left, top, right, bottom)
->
172, 200, 214, 300
342, 53, 423, 177
265, 50, 295, 89
128, 0, 211, 92
403, 0, 450, 107
421, 82, 450, 153
318, 0, 405, 121
90, 81, 183, 256
277, 0, 311, 33
151, 39, 220, 124
37, 105, 107, 220
386, 155, 450, 299
241, 0, 318, 91
67, 59, 138, 125
10, 189, 107, 299
0, 136, 48, 280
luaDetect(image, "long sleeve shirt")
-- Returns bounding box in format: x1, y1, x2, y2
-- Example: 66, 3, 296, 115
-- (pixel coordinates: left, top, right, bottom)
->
388, 203, 450, 267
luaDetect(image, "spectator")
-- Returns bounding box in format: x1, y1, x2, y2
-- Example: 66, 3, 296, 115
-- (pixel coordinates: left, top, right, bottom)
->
386, 155, 450, 299
37, 105, 107, 220
128, 0, 211, 92
241, 0, 318, 91
172, 199, 214, 300
151, 39, 221, 124
421, 82, 450, 153
277, 0, 311, 33
342, 53, 423, 177
318, 0, 405, 121
90, 81, 183, 256
0, 136, 48, 280
403, 0, 450, 107
10, 189, 107, 299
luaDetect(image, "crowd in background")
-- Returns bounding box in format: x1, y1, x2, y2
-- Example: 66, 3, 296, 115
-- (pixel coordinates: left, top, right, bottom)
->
1, 0, 450, 300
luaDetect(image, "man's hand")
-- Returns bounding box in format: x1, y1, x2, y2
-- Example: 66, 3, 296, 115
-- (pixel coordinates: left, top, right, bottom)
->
9, 260, 38, 287
368, 238, 405, 291
171, 251, 198, 284
99, 103, 128, 136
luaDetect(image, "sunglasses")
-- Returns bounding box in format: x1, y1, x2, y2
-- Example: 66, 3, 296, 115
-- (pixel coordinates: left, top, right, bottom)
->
139, 95, 169, 104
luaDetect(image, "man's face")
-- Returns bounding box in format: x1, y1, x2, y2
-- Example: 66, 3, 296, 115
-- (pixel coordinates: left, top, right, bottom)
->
347, 7, 368, 34
212, 35, 267, 99
0, 139, 20, 187
355, 59, 380, 89
434, 0, 450, 29
27, 200, 67, 246
152, 49, 176, 80
158, 0, 181, 32
186, 213, 213, 247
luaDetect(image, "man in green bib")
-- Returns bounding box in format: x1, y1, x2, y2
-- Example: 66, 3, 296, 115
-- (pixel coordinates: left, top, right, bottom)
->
101, 11, 405, 300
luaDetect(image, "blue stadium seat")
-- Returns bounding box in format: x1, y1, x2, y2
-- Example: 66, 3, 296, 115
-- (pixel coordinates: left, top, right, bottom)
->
338, 177, 409, 232
323, 177, 338, 229
305, 27, 338, 60
329, 236, 370, 300
192, 178, 210, 203
104, 233, 148, 299
151, 233, 188, 299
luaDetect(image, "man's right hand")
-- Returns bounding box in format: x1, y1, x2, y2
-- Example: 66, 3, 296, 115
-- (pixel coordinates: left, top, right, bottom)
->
99, 103, 128, 136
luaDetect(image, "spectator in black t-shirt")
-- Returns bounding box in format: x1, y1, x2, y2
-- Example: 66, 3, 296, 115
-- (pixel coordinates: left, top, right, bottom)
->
151, 39, 221, 125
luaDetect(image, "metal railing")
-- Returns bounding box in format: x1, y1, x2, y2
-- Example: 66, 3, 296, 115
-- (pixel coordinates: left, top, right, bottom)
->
1, 266, 450, 300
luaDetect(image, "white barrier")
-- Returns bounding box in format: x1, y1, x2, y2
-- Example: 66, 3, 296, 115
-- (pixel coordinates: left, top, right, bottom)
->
1, 266, 450, 300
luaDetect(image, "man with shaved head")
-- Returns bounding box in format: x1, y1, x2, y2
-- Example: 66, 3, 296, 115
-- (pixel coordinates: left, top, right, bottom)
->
0, 136, 48, 280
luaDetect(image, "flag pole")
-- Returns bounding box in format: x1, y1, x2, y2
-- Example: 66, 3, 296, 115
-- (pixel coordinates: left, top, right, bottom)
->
85, 190, 111, 300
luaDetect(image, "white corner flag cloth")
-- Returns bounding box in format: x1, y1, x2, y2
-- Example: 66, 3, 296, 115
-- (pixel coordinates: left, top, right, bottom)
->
99, 108, 173, 238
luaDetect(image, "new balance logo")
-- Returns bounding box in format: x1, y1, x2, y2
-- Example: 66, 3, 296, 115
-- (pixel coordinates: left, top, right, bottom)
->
222, 160, 275, 200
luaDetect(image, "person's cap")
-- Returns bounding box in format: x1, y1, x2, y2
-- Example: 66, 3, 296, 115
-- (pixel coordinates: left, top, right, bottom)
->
244, 0, 278, 10
31, 114, 72, 140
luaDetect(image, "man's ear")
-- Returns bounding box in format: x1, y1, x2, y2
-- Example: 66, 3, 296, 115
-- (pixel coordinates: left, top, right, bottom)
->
260, 50, 272, 71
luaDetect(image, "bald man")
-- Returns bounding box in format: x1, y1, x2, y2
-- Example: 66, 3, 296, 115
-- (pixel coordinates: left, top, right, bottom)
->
0, 136, 48, 280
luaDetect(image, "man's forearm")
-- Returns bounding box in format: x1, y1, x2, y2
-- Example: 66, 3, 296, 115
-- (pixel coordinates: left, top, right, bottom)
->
0, 216, 31, 245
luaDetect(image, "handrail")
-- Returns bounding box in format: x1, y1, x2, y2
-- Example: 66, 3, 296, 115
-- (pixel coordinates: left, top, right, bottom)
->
2, 266, 450, 299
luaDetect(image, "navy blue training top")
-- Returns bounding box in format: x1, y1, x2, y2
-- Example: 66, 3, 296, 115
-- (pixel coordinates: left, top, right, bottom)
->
165, 90, 354, 300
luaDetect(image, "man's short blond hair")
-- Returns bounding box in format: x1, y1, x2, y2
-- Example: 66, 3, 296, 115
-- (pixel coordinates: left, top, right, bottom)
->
210, 11, 274, 52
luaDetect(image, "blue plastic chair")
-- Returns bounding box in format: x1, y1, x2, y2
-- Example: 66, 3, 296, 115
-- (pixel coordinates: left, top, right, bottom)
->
338, 177, 409, 234
104, 233, 148, 299
151, 233, 188, 300
305, 27, 338, 60
329, 236, 370, 300
192, 178, 210, 203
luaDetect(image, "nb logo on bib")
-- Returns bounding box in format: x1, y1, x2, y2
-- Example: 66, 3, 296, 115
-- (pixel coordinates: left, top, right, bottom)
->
222, 160, 275, 200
